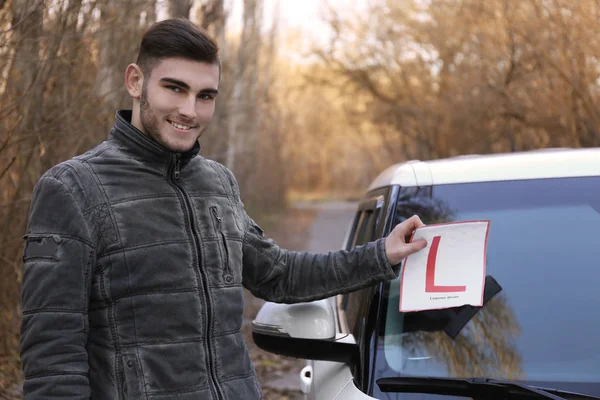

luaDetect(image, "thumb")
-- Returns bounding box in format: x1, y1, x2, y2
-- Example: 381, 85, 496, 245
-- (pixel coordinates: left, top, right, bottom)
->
405, 238, 427, 255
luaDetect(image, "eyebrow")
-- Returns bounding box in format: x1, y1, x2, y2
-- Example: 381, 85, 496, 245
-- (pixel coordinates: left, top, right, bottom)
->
159, 77, 218, 94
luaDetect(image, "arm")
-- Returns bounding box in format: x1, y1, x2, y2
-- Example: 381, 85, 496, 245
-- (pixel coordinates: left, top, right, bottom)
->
241, 213, 427, 304
242, 215, 391, 303
20, 175, 95, 399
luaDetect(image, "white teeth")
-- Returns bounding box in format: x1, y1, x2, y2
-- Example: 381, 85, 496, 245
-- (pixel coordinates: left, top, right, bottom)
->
169, 121, 191, 130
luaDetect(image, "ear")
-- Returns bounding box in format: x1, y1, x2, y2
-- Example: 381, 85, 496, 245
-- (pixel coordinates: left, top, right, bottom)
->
125, 63, 144, 98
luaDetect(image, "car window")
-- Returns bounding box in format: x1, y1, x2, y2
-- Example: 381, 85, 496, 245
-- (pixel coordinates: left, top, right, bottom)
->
372, 176, 600, 399
352, 210, 370, 248
341, 189, 389, 336
342, 209, 376, 337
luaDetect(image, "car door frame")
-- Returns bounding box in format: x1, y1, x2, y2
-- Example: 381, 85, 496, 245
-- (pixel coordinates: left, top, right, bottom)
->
335, 184, 400, 394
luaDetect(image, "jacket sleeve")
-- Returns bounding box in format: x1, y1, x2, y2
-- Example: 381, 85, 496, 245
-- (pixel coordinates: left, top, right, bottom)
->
20, 175, 95, 399
241, 214, 398, 303
214, 163, 399, 304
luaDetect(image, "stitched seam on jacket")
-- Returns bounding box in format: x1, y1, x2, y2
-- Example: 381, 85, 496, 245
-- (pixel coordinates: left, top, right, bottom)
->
110, 193, 178, 206
89, 287, 202, 309
90, 282, 243, 308
119, 336, 208, 347
62, 162, 94, 210
146, 383, 210, 397
98, 263, 124, 398
49, 164, 71, 178
214, 328, 243, 337
22, 308, 87, 316
220, 371, 256, 383
111, 287, 199, 302
82, 250, 93, 335
99, 239, 190, 257
82, 162, 118, 242
188, 193, 229, 199
25, 371, 88, 380
127, 352, 149, 400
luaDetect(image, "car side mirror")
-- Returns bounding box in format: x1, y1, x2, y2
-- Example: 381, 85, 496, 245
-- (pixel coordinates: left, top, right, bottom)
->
251, 299, 358, 364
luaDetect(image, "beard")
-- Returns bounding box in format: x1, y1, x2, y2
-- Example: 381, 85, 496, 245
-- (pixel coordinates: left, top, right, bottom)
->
140, 85, 208, 152
139, 85, 163, 147
138, 85, 206, 153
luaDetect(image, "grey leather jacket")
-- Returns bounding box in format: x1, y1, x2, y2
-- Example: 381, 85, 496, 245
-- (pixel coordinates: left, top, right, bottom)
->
20, 110, 398, 399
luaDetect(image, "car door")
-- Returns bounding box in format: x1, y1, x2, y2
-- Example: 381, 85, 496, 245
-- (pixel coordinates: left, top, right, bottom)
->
309, 188, 393, 398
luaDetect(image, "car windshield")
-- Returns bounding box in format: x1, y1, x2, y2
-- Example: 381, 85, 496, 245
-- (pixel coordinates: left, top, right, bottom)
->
375, 176, 600, 399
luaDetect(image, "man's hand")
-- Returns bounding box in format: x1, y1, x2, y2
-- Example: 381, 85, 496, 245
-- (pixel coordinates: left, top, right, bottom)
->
385, 215, 428, 265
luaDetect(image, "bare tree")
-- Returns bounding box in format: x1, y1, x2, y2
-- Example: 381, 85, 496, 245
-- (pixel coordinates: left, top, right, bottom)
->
305, 0, 600, 185
195, 0, 230, 164
169, 0, 193, 19
226, 0, 262, 176
0, 0, 156, 392
0, 0, 44, 360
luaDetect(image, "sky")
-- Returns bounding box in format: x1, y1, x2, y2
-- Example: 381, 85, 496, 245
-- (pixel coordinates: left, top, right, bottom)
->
227, 0, 364, 45
153, 0, 366, 61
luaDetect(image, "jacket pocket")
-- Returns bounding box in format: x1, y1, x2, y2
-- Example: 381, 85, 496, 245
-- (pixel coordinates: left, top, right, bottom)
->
22, 234, 61, 262
122, 353, 144, 399
211, 206, 233, 285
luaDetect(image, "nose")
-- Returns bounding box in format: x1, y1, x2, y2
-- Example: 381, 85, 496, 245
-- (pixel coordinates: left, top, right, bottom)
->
178, 95, 197, 120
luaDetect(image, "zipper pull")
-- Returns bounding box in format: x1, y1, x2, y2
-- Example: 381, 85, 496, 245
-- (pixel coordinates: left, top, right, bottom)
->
173, 155, 181, 180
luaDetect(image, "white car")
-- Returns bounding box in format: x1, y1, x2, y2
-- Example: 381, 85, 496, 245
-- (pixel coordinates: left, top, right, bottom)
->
252, 148, 600, 399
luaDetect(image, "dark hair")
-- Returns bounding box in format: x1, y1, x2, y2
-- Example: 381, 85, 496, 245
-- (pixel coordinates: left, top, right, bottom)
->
136, 18, 220, 78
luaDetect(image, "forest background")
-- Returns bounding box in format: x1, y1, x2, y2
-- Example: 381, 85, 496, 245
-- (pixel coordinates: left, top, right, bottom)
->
1, 0, 600, 395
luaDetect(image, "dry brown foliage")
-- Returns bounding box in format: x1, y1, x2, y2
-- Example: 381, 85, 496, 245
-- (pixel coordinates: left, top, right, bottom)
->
2, 0, 600, 394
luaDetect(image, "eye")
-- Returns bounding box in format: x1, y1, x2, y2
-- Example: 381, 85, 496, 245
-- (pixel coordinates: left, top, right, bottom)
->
198, 93, 214, 100
166, 85, 182, 93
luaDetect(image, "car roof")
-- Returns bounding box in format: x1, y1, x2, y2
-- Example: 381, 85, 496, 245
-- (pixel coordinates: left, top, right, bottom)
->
367, 147, 600, 190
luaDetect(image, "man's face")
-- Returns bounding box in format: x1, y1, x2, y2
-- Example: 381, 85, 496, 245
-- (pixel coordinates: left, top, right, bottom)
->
132, 58, 220, 153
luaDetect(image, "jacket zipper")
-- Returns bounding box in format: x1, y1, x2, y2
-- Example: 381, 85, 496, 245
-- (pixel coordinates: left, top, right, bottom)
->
173, 156, 181, 180
170, 154, 223, 400
210, 206, 232, 284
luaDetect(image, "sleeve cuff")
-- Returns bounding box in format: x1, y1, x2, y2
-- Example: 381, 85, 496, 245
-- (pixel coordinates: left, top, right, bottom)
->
375, 238, 400, 280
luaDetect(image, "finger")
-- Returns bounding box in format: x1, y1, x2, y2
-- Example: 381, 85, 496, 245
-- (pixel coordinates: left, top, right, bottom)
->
397, 215, 425, 237
410, 215, 426, 229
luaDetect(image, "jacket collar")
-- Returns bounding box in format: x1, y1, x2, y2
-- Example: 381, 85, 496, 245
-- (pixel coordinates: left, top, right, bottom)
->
108, 110, 201, 165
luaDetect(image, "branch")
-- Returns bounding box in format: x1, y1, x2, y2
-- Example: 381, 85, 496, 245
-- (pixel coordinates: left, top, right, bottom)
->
0, 156, 16, 181
0, 0, 44, 35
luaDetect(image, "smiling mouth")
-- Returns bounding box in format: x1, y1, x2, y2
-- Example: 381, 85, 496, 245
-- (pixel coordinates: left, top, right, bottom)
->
168, 120, 193, 131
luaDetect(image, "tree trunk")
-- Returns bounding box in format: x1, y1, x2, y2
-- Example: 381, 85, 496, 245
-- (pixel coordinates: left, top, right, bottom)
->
196, 0, 229, 163
1, 0, 44, 356
226, 0, 262, 175
169, 0, 193, 19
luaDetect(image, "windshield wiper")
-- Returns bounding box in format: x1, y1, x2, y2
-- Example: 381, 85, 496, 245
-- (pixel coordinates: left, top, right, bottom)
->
376, 377, 598, 399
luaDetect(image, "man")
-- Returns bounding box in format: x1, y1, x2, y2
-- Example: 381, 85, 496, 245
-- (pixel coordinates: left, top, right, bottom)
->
20, 18, 427, 399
